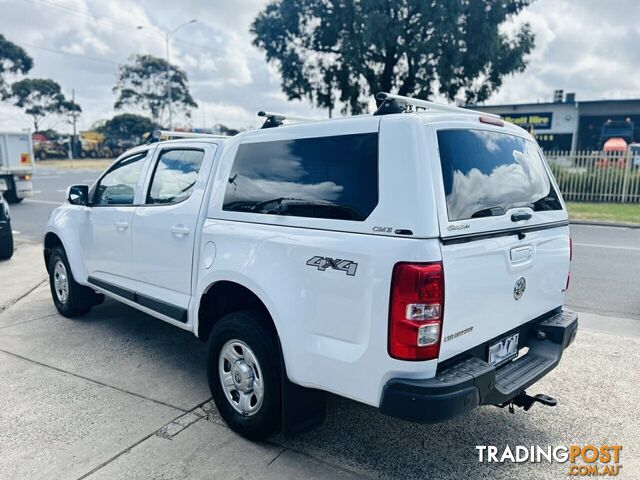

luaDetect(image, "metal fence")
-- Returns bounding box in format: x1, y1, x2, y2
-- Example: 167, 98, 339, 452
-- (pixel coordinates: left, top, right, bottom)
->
545, 150, 640, 203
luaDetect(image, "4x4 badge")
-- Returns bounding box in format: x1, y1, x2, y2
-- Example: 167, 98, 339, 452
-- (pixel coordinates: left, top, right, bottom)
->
306, 256, 358, 276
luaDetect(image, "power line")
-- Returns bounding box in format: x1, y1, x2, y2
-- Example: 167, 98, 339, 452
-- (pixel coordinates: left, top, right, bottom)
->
23, 0, 161, 37
16, 42, 121, 66
21, 0, 261, 61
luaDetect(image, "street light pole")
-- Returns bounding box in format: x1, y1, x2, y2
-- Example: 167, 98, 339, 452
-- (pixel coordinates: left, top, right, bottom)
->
165, 19, 197, 130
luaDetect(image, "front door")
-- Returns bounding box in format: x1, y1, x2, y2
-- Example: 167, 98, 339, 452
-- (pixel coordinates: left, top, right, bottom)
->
131, 143, 215, 322
82, 150, 151, 293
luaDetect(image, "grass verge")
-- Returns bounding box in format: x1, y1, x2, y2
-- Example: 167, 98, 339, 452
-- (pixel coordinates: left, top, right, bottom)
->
566, 202, 640, 225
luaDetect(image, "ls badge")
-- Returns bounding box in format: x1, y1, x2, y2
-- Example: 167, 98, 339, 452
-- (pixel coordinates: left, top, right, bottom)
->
513, 276, 526, 300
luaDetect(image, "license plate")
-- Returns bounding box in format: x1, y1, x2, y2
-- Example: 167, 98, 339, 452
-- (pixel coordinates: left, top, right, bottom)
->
488, 333, 519, 367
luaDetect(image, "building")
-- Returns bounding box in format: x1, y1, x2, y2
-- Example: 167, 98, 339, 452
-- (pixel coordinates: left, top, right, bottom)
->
473, 91, 640, 152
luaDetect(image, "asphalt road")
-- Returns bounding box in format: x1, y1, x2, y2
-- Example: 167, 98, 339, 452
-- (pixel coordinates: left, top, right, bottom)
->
8, 165, 640, 321
1, 281, 639, 480
569, 224, 640, 320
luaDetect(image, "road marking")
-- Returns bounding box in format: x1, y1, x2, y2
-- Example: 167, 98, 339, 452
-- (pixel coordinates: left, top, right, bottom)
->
23, 199, 61, 206
12, 230, 20, 235
574, 242, 640, 252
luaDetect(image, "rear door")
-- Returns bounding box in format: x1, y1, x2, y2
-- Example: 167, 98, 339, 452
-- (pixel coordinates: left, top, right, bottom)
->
428, 124, 571, 361
132, 142, 216, 322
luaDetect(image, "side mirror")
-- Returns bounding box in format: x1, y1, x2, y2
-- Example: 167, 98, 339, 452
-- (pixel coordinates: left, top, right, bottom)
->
68, 185, 90, 206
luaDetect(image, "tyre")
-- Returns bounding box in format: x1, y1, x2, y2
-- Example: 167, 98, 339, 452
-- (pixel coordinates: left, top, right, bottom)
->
207, 310, 282, 440
0, 231, 13, 259
3, 186, 23, 204
48, 246, 97, 317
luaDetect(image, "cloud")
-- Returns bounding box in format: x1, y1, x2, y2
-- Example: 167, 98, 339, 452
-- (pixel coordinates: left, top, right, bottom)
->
488, 0, 640, 104
0, 0, 639, 134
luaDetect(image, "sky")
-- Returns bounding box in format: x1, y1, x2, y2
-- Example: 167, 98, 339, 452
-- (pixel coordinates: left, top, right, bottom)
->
0, 0, 639, 133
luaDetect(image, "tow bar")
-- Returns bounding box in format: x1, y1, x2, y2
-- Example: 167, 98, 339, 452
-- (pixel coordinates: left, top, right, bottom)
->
497, 391, 557, 414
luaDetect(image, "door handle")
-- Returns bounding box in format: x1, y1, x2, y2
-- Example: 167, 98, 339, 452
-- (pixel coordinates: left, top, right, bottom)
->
510, 245, 533, 262
511, 212, 532, 222
115, 221, 129, 230
171, 225, 190, 238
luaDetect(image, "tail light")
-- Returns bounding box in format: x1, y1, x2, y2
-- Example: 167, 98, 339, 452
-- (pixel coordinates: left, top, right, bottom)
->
18, 174, 31, 181
388, 262, 444, 361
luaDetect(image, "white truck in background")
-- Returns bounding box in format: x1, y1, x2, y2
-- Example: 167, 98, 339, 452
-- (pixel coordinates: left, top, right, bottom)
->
0, 131, 35, 203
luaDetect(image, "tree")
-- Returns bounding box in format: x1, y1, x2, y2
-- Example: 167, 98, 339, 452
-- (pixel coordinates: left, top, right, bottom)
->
98, 113, 157, 141
252, 0, 535, 114
9, 78, 81, 132
0, 34, 33, 98
113, 54, 197, 125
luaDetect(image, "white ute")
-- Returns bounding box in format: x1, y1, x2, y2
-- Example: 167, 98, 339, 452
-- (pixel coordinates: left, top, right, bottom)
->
44, 93, 577, 440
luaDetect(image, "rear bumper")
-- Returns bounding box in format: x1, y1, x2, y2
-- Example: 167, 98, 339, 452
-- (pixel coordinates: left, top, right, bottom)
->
379, 310, 578, 423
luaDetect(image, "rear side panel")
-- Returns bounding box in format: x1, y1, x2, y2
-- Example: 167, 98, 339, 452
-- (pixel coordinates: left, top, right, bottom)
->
196, 221, 444, 406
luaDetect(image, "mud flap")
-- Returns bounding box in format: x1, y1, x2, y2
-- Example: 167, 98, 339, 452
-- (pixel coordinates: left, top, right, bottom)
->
281, 362, 326, 439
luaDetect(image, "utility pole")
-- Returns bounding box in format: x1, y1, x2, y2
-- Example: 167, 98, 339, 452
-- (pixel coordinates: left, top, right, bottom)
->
70, 88, 78, 161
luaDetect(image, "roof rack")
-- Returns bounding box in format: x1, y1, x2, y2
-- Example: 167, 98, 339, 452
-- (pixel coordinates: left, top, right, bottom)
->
373, 92, 501, 118
258, 111, 316, 129
146, 129, 229, 144
159, 130, 229, 139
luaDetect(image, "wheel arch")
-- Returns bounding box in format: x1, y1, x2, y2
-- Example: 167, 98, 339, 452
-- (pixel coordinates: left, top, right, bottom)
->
43, 228, 88, 283
44, 231, 64, 273
197, 280, 280, 345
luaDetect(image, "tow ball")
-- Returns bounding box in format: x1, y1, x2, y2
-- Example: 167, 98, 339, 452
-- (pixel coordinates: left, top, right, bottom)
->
497, 391, 557, 414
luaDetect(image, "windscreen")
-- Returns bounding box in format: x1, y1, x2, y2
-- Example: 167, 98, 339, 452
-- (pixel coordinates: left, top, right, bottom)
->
437, 129, 562, 221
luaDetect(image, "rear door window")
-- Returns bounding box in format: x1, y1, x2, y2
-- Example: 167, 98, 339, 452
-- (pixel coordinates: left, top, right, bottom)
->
437, 129, 562, 221
223, 133, 378, 221
146, 149, 204, 205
